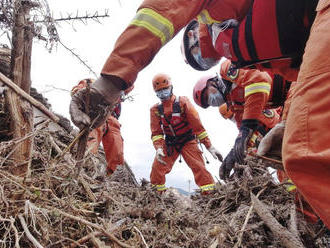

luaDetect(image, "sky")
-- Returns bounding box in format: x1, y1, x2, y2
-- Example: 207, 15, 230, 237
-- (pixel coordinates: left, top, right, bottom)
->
24, 0, 238, 192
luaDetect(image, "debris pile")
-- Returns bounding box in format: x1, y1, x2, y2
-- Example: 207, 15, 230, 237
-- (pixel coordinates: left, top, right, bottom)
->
0, 120, 329, 248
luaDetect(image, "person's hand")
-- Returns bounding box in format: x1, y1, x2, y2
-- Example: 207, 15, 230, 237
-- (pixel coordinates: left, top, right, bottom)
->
233, 120, 257, 164
219, 149, 235, 180
257, 121, 286, 156
69, 76, 123, 129
156, 148, 166, 165
207, 145, 223, 162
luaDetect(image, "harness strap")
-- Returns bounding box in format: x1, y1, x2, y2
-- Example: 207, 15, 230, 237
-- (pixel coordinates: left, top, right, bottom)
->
103, 120, 109, 137
245, 0, 258, 61
158, 96, 195, 155
165, 130, 195, 155
271, 75, 292, 108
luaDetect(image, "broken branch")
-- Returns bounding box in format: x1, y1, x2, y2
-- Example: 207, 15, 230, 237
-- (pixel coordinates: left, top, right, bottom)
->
0, 72, 59, 123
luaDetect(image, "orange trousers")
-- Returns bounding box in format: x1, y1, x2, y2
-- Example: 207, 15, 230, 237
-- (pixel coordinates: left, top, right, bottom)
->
87, 116, 124, 175
277, 170, 319, 223
150, 139, 214, 193
283, 1, 330, 228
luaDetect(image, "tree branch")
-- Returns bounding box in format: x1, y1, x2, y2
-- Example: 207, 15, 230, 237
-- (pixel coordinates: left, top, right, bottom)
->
0, 72, 59, 123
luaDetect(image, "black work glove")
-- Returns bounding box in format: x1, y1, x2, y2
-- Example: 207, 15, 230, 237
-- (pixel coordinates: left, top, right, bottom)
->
233, 119, 259, 164
219, 149, 235, 180
69, 76, 123, 129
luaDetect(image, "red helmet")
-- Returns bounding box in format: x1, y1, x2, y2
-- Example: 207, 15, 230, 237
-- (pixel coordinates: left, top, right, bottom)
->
152, 73, 172, 91
193, 75, 214, 108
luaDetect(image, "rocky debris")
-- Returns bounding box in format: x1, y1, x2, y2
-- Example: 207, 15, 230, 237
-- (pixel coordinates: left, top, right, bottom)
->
0, 119, 329, 248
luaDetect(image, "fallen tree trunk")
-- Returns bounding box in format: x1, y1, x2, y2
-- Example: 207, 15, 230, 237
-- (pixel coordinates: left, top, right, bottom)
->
251, 192, 304, 248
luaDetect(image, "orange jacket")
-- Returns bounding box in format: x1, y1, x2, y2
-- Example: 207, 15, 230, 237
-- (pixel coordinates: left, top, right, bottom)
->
220, 105, 281, 130
150, 95, 212, 150
220, 59, 272, 121
102, 0, 253, 89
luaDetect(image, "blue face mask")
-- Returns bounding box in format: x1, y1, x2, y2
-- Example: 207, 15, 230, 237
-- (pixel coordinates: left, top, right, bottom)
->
192, 49, 219, 70
207, 91, 225, 107
156, 87, 172, 100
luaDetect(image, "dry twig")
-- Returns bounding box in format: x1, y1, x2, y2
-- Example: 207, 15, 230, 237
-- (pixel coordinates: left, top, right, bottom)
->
133, 226, 149, 248
48, 207, 133, 248
18, 214, 44, 248
235, 188, 266, 247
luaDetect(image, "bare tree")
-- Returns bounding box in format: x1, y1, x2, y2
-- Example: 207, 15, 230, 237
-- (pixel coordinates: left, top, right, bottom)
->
0, 0, 110, 177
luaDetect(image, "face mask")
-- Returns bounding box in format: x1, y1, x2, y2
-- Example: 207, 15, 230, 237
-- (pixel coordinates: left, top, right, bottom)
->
207, 91, 224, 107
192, 49, 219, 70
156, 87, 172, 100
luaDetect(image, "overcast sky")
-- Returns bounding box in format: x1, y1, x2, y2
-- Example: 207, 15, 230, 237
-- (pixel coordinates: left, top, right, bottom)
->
28, 0, 238, 192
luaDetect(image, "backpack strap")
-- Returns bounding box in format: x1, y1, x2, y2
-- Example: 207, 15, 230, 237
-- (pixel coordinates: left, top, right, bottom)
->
172, 96, 181, 114
157, 103, 164, 117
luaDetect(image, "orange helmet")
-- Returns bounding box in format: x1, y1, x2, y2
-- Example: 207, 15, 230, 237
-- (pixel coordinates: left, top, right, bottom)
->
219, 103, 234, 119
193, 75, 213, 108
152, 73, 172, 91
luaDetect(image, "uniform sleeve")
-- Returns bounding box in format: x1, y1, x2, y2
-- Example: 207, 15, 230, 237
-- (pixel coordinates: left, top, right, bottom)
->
101, 0, 209, 89
182, 97, 212, 149
150, 105, 165, 149
221, 59, 272, 121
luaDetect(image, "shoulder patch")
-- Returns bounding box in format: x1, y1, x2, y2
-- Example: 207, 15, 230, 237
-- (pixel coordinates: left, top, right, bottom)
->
227, 64, 239, 80
262, 109, 275, 118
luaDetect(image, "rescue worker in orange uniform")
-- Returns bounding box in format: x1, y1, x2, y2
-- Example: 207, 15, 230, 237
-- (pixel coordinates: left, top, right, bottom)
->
68, 0, 330, 228
70, 1, 316, 129
192, 59, 290, 179
71, 79, 128, 176
150, 73, 223, 194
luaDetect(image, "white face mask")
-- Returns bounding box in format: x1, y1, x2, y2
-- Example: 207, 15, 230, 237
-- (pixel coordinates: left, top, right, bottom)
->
192, 49, 219, 70
208, 91, 225, 107
156, 87, 172, 100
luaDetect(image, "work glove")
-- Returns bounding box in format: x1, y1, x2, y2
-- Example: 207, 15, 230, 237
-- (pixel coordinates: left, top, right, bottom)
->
219, 149, 235, 180
257, 120, 286, 156
156, 148, 166, 165
233, 119, 258, 164
69, 76, 123, 129
207, 145, 223, 162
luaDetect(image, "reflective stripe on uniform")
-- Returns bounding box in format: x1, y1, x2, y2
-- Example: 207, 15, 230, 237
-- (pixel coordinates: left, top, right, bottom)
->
152, 135, 164, 142
130, 8, 174, 46
197, 9, 222, 25
244, 82, 271, 97
154, 184, 167, 191
200, 183, 215, 192
286, 179, 297, 192
197, 131, 208, 140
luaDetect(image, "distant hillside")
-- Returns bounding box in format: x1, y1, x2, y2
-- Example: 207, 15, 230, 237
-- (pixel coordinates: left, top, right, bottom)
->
174, 187, 193, 196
